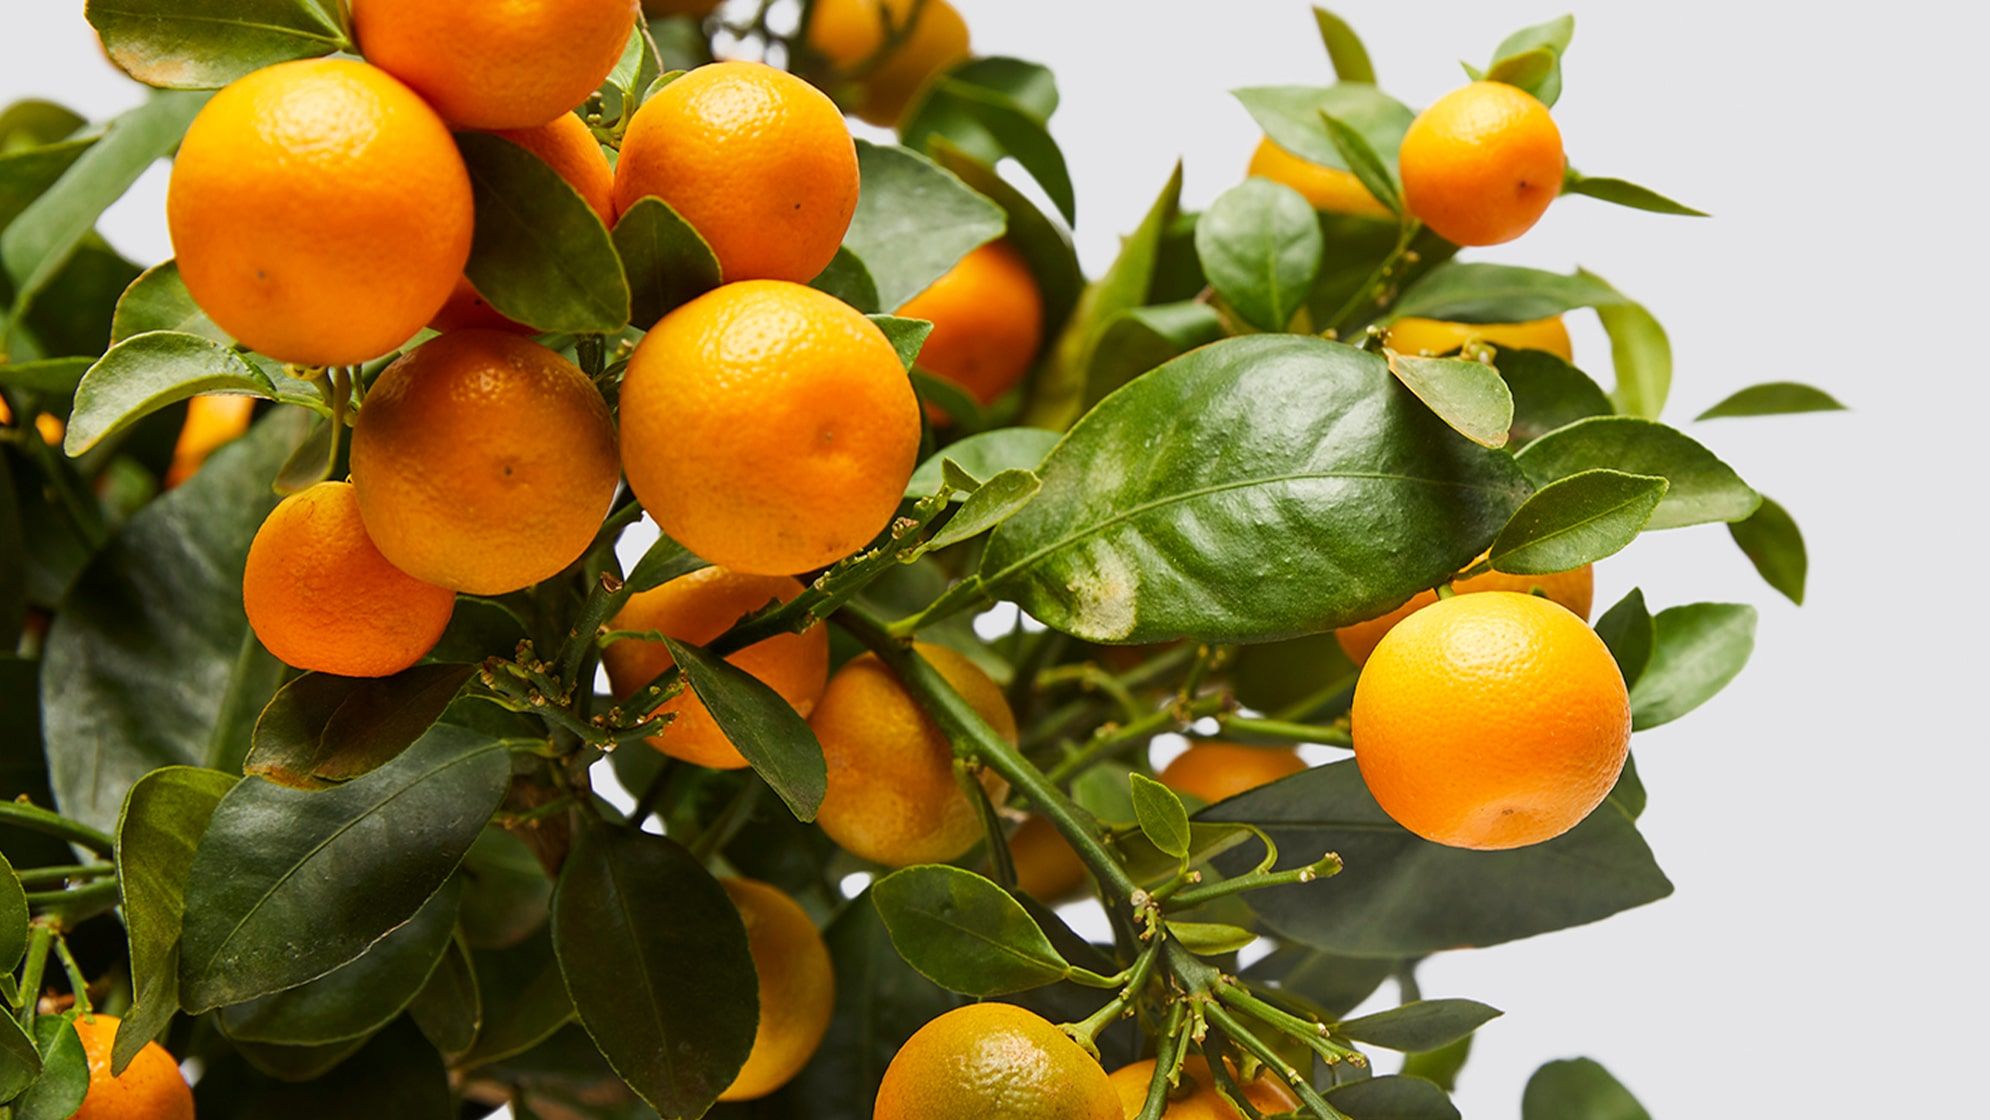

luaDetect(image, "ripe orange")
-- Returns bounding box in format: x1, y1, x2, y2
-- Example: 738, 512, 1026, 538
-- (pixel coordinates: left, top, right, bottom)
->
350, 330, 620, 595
1385, 315, 1573, 361
351, 0, 637, 130
1336, 563, 1593, 666
432, 113, 617, 333
1352, 591, 1630, 850
164, 395, 256, 488
718, 878, 836, 1101
600, 567, 831, 769
1108, 1056, 1299, 1119
167, 59, 472, 367
619, 281, 921, 576
811, 643, 1014, 867
1159, 743, 1307, 806
71, 1014, 194, 1120
1247, 136, 1391, 218
243, 481, 456, 678
874, 1003, 1121, 1120
896, 241, 1044, 411
809, 0, 972, 127
1009, 815, 1089, 902
613, 61, 859, 284
1399, 81, 1564, 246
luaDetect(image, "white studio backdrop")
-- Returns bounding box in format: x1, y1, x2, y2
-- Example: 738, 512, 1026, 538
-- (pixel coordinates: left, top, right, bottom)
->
4, 2, 1983, 1116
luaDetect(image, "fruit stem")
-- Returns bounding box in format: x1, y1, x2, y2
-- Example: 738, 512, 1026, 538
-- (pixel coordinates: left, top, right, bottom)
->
52, 934, 92, 1016
1165, 851, 1343, 909
15, 924, 52, 1028
10, 863, 115, 888
956, 758, 1017, 889
1202, 1001, 1355, 1120
1063, 938, 1160, 1057
1322, 219, 1424, 339
0, 801, 113, 857
1044, 693, 1231, 786
1212, 715, 1353, 748
1135, 1001, 1193, 1120
1215, 982, 1365, 1065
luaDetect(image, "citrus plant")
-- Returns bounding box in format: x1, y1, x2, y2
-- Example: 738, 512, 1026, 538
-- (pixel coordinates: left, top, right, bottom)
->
0, 1, 1839, 1117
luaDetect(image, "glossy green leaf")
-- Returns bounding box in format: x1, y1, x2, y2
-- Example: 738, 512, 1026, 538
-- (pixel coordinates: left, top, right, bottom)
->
0, 854, 22, 975
15, 1016, 87, 1120
1233, 85, 1414, 175
459, 131, 629, 333
597, 21, 663, 131
869, 313, 933, 371
1392, 263, 1625, 324
1517, 417, 1758, 530
871, 864, 1071, 996
459, 827, 553, 951
109, 258, 227, 343
1129, 773, 1191, 859
929, 140, 1084, 345
407, 934, 480, 1059
1498, 348, 1613, 446
461, 929, 572, 1067
178, 724, 512, 1011
1489, 470, 1667, 574
1579, 272, 1671, 419
223, 1018, 453, 1117
1311, 217, 1456, 336
1522, 1057, 1651, 1120
1400, 1034, 1473, 1093
0, 135, 95, 240
552, 823, 757, 1118
613, 195, 721, 330
1327, 1074, 1462, 1120
1696, 381, 1847, 419
1321, 109, 1404, 214
663, 637, 826, 821
842, 141, 1005, 312
623, 529, 707, 595
1166, 920, 1258, 955
1083, 300, 1226, 411
810, 246, 880, 313
1563, 173, 1707, 216
1629, 603, 1757, 730
1197, 178, 1323, 331
925, 469, 1041, 551
43, 411, 305, 832
232, 1033, 370, 1083
1728, 494, 1807, 604
63, 332, 267, 456
86, 0, 348, 88
982, 336, 1530, 644
0, 358, 92, 397
1242, 946, 1394, 1019
1385, 351, 1514, 448
0, 100, 86, 148
1488, 13, 1575, 105
903, 74, 1075, 225
1337, 999, 1501, 1052
244, 665, 477, 790
1483, 46, 1557, 99
0, 1015, 38, 1100
271, 414, 335, 495
1594, 588, 1654, 686
1313, 8, 1377, 82
911, 370, 986, 431
111, 765, 235, 1074
906, 427, 1060, 498
1207, 761, 1671, 956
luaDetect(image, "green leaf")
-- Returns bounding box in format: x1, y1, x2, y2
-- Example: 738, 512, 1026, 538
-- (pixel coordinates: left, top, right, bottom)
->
1728, 495, 1806, 604
928, 139, 1085, 346
178, 724, 512, 1011
2, 93, 207, 341
1129, 773, 1191, 859
662, 637, 826, 821
1488, 13, 1576, 106
1562, 173, 1707, 216
906, 428, 1060, 498
111, 765, 235, 1074
458, 131, 629, 334
613, 195, 720, 330
1594, 588, 1654, 686
1242, 946, 1394, 1019
218, 877, 462, 1045
1629, 603, 1757, 730
1313, 8, 1377, 83
982, 336, 1529, 644
902, 73, 1075, 224
623, 530, 707, 595
1482, 46, 1558, 100
43, 411, 306, 832
231, 1034, 370, 1084
1196, 178, 1324, 331
0, 854, 22, 974
1696, 381, 1846, 420
597, 21, 664, 131
15, 1016, 87, 1120
809, 246, 880, 314
1207, 761, 1671, 956
1392, 263, 1625, 324
1400, 1034, 1473, 1092
1328, 1075, 1462, 1120
1489, 470, 1667, 574
62, 331, 267, 456
1337, 999, 1501, 1052
910, 370, 986, 431
1083, 301, 1226, 411
244, 665, 478, 790
458, 827, 552, 952
552, 823, 757, 1118
1165, 920, 1257, 955
842, 141, 1005, 312
1516, 416, 1759, 530
461, 928, 571, 1067
868, 314, 934, 371
1320, 109, 1403, 214
1233, 85, 1414, 176
86, 0, 349, 89
871, 864, 1072, 996
271, 414, 336, 495
0, 357, 92, 397
0, 1015, 38, 1100
1498, 348, 1614, 446
219, 1017, 453, 1117
1580, 271, 1671, 419
1522, 1057, 1651, 1120
924, 469, 1041, 551
110, 258, 228, 344
407, 934, 480, 1059
1385, 351, 1514, 448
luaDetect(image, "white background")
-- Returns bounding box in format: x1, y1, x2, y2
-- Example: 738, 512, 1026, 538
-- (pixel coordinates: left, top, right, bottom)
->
4, 1, 1984, 1116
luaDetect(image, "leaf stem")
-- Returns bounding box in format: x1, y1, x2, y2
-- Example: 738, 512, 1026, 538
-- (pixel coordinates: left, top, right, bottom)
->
11, 863, 115, 888
958, 759, 1016, 889
1166, 851, 1342, 909
53, 934, 92, 1015
1045, 693, 1231, 786
1211, 715, 1352, 748
1203, 1001, 1354, 1120
1323, 220, 1423, 339
16, 925, 52, 1028
1216, 982, 1365, 1065
1136, 1002, 1193, 1120
0, 801, 114, 857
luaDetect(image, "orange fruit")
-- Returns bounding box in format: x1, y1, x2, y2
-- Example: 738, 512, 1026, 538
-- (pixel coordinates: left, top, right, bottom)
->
1009, 815, 1089, 902
897, 241, 1044, 411
808, 0, 972, 127
1352, 591, 1629, 850
1399, 81, 1564, 246
167, 59, 472, 367
874, 1003, 1121, 1120
718, 878, 836, 1101
243, 481, 456, 678
164, 395, 256, 488
70, 1014, 194, 1120
1108, 1056, 1299, 1119
613, 61, 859, 284
1247, 136, 1391, 218
1336, 563, 1593, 666
350, 330, 620, 595
600, 567, 831, 769
811, 643, 1014, 867
432, 113, 616, 333
1159, 743, 1307, 806
1385, 315, 1573, 361
619, 280, 921, 577
351, 0, 637, 130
